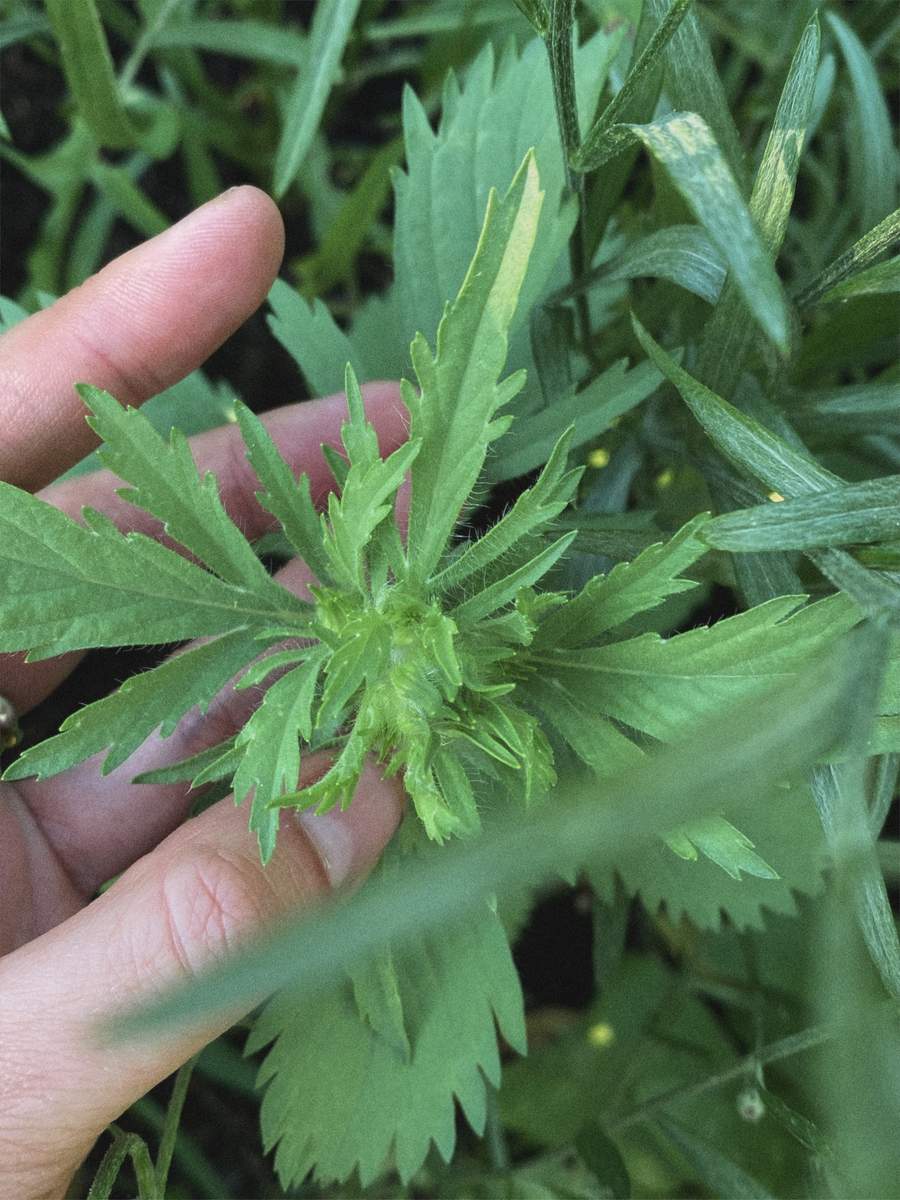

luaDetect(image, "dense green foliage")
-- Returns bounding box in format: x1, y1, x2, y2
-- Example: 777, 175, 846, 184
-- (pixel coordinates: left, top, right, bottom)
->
2, 0, 899, 1196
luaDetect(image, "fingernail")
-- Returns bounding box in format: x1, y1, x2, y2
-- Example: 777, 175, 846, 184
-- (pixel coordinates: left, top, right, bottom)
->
295, 807, 357, 887
294, 760, 404, 888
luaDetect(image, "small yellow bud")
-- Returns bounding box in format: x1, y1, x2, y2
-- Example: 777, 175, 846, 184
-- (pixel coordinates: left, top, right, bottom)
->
587, 1021, 615, 1048
588, 447, 610, 468
767, 491, 784, 502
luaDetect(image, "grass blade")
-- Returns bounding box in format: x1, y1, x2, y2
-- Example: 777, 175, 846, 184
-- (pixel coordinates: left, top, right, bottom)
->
656, 1115, 774, 1199
575, 0, 690, 171
624, 113, 789, 351
150, 18, 307, 64
826, 11, 895, 234
273, 0, 361, 199
699, 14, 820, 394
704, 477, 900, 552
645, 0, 746, 187
819, 254, 900, 303
795, 207, 900, 307
44, 0, 137, 148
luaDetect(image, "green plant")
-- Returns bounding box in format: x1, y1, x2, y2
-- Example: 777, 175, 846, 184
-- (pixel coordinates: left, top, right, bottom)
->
4, 0, 900, 1196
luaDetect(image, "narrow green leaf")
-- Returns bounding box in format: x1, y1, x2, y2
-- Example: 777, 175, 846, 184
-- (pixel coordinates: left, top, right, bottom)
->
547, 0, 580, 184
795, 207, 900, 308
704, 477, 900, 552
576, 1125, 631, 1198
645, 0, 747, 187
132, 737, 237, 787
819, 255, 900, 303
575, 0, 691, 171
405, 151, 543, 581
273, 0, 361, 199
44, 0, 137, 148
602, 224, 725, 304
618, 114, 789, 350
633, 316, 837, 496
634, 318, 900, 620
656, 1114, 775, 1199
149, 18, 307, 64
699, 13, 820, 394
826, 11, 895, 234
88, 161, 169, 238
298, 138, 402, 297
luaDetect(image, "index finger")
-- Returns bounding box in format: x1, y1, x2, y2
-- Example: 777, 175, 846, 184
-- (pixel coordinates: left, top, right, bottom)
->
0, 186, 284, 492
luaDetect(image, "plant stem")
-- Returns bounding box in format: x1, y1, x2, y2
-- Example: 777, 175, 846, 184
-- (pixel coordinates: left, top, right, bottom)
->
606, 1023, 831, 1134
484, 1084, 511, 1173
546, 0, 593, 364
155, 1056, 197, 1193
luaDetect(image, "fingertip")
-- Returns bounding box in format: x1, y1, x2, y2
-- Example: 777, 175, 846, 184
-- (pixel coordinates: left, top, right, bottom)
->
207, 185, 286, 286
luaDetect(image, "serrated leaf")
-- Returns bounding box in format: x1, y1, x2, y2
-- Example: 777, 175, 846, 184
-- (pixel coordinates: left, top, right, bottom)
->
350, 948, 410, 1062
82, 385, 270, 589
595, 782, 826, 931
704, 477, 900, 552
535, 593, 860, 744
433, 428, 581, 595
116, 627, 875, 1038
233, 659, 327, 862
533, 514, 711, 649
0, 490, 305, 655
450, 533, 577, 628
266, 280, 365, 397
247, 902, 524, 1186
3, 631, 259, 783
235, 400, 335, 586
665, 816, 778, 882
405, 152, 543, 581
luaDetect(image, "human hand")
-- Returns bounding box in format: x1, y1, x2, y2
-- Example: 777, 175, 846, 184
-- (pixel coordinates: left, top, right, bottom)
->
0, 187, 406, 1200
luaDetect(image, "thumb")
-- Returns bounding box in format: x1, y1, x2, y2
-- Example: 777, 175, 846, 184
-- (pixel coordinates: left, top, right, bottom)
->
0, 759, 402, 1200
